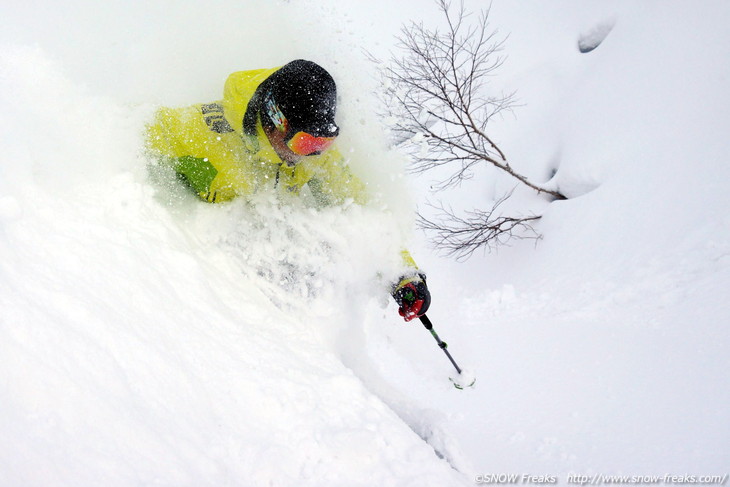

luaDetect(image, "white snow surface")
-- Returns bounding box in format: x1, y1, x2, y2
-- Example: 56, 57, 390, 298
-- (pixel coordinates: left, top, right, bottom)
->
1, 1, 729, 485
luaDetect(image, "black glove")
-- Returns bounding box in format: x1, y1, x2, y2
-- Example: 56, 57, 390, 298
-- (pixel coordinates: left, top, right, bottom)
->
392, 273, 431, 322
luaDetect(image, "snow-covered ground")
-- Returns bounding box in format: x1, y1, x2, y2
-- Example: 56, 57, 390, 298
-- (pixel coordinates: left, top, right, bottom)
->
1, 1, 728, 485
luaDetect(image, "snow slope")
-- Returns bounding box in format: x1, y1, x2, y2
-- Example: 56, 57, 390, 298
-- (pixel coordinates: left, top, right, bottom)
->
399, 0, 730, 475
1, 0, 729, 485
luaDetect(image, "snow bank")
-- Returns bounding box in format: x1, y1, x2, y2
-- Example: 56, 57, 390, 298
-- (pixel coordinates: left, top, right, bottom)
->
402, 0, 730, 475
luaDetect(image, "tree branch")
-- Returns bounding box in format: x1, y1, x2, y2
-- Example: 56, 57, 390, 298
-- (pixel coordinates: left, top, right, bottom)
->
417, 191, 542, 260
377, 0, 565, 200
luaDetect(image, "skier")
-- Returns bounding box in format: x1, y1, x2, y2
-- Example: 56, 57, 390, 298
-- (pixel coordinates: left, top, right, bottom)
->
145, 59, 430, 321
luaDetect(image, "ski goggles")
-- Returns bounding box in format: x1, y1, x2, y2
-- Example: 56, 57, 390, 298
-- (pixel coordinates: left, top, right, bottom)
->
286, 131, 336, 156
265, 92, 337, 156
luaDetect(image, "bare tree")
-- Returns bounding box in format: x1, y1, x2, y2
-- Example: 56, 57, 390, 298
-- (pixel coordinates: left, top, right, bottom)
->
374, 0, 565, 255
417, 190, 542, 260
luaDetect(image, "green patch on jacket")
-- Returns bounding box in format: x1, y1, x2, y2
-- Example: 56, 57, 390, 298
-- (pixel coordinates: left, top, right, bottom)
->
175, 155, 218, 194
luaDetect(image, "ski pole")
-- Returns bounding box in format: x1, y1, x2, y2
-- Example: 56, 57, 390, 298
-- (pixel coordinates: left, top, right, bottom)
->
419, 314, 462, 375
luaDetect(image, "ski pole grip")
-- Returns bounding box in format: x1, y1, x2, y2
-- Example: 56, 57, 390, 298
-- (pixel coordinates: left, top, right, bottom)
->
419, 315, 433, 330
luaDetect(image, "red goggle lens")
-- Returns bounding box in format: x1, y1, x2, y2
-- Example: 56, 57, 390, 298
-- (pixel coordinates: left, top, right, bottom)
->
287, 131, 336, 156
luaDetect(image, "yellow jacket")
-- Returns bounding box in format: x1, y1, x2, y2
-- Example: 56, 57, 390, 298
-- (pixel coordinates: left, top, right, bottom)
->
146, 67, 367, 205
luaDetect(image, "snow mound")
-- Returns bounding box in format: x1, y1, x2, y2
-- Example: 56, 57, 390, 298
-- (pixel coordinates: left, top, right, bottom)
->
578, 19, 615, 53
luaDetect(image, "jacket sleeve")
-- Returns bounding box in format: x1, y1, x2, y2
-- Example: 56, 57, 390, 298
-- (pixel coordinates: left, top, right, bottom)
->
307, 149, 368, 207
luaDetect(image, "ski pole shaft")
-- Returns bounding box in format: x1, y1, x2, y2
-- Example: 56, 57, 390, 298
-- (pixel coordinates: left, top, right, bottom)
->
419, 315, 463, 375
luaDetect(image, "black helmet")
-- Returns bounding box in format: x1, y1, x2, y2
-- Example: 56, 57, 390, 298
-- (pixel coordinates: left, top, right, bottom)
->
244, 60, 339, 140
